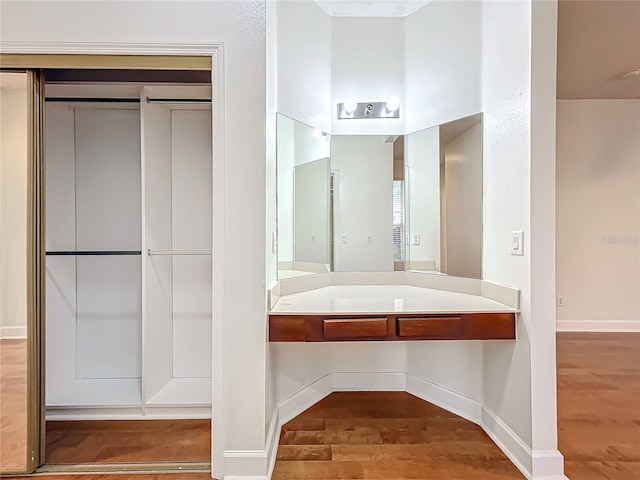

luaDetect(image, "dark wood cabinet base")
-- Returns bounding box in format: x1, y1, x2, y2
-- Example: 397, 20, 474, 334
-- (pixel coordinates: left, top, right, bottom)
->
269, 312, 516, 342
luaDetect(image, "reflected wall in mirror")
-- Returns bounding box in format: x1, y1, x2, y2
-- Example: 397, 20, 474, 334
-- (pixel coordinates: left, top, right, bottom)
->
331, 135, 398, 272
276, 113, 483, 279
0, 71, 29, 473
277, 114, 331, 279
406, 113, 483, 278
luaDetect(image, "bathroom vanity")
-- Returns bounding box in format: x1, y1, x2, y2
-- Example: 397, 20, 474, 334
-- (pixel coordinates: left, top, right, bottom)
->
269, 275, 518, 343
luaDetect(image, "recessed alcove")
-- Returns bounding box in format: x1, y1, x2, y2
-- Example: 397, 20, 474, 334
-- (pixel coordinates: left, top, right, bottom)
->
272, 391, 525, 479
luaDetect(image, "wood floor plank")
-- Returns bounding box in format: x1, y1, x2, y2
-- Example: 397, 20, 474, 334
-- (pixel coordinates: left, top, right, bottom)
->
277, 445, 333, 461
272, 460, 364, 479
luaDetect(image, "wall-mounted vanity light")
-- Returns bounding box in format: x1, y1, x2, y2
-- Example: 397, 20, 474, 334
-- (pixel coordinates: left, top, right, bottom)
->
337, 96, 400, 120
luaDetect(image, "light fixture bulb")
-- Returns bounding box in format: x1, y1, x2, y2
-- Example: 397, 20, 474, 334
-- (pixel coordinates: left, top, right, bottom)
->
385, 96, 400, 112
343, 98, 358, 114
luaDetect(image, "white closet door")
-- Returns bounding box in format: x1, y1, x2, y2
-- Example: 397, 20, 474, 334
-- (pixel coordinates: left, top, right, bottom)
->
142, 86, 212, 410
45, 103, 142, 408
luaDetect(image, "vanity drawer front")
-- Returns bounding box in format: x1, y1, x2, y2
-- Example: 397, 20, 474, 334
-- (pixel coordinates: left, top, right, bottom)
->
269, 316, 308, 342
397, 316, 462, 337
323, 317, 388, 339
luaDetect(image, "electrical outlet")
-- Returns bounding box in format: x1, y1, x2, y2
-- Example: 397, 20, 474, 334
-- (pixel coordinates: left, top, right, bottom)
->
365, 234, 373, 244
412, 233, 420, 245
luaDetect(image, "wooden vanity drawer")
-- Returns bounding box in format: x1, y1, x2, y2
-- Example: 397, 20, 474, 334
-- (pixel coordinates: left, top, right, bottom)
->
323, 317, 388, 340
397, 316, 462, 338
269, 316, 308, 342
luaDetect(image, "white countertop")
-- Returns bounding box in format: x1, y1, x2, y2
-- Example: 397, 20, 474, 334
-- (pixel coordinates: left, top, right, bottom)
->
270, 285, 517, 315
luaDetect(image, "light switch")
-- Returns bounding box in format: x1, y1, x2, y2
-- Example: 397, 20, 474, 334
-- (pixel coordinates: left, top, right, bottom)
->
511, 230, 524, 256
365, 234, 373, 244
310, 234, 317, 244
341, 234, 348, 244
412, 233, 420, 245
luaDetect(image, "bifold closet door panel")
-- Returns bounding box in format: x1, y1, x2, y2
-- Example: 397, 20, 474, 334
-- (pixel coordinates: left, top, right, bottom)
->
45, 103, 142, 407
142, 101, 174, 399
171, 110, 212, 379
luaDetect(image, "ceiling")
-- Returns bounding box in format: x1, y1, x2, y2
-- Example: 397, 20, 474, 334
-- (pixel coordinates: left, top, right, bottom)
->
314, 0, 432, 17
557, 0, 640, 99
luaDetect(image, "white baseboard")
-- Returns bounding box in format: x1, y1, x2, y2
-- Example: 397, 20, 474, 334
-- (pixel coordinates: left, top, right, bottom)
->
532, 450, 568, 479
223, 449, 268, 479
405, 373, 482, 424
0, 326, 27, 339
332, 372, 406, 391
46, 405, 211, 420
481, 407, 533, 479
227, 372, 566, 480
557, 320, 640, 332
265, 405, 280, 480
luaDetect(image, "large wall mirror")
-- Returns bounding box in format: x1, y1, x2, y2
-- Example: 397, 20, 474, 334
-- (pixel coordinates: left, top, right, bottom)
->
276, 114, 332, 279
276, 113, 483, 280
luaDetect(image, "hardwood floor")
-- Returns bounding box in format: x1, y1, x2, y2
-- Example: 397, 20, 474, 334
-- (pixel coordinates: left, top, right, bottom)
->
0, 475, 212, 479
2, 334, 639, 479
557, 332, 640, 480
272, 391, 525, 479
0, 339, 27, 472
45, 419, 211, 464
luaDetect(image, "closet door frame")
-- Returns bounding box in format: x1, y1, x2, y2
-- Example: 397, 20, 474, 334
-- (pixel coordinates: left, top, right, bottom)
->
0, 46, 226, 477
0, 67, 45, 476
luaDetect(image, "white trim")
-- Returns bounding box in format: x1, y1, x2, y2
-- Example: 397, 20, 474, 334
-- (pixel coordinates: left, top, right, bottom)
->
0, 41, 218, 56
0, 41, 225, 479
265, 406, 280, 480
0, 326, 27, 339
46, 405, 211, 421
532, 450, 568, 479
223, 450, 268, 479
332, 372, 406, 391
278, 374, 333, 426
556, 320, 640, 332
405, 373, 482, 424
481, 407, 533, 479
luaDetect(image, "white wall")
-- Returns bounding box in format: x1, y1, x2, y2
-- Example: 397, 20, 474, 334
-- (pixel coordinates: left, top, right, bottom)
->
481, 2, 564, 476
405, 0, 482, 133
332, 135, 394, 272
0, 1, 268, 476
276, 0, 332, 132
331, 17, 405, 135
276, 115, 295, 263
556, 100, 640, 331
481, 0, 534, 460
406, 126, 441, 269
0, 78, 28, 339
294, 158, 330, 264
444, 122, 483, 278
